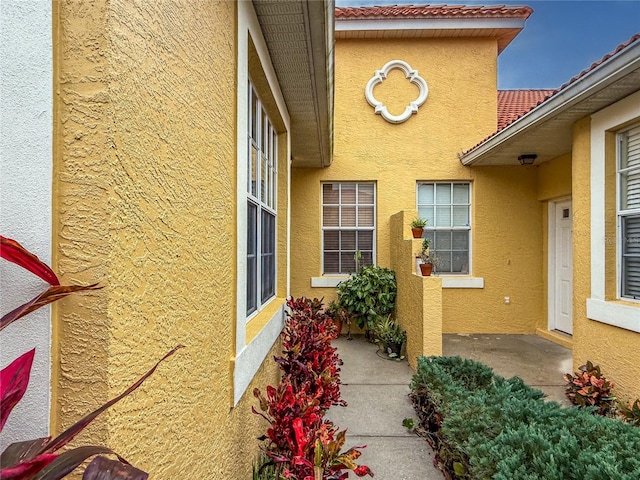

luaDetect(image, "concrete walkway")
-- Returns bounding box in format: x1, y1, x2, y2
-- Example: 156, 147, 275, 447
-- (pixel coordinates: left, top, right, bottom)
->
328, 336, 443, 479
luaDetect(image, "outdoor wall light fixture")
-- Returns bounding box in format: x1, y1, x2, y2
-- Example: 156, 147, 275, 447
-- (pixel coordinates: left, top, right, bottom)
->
518, 154, 537, 165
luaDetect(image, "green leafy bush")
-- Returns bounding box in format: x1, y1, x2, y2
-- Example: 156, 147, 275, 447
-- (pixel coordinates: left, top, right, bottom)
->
410, 356, 640, 480
336, 265, 396, 331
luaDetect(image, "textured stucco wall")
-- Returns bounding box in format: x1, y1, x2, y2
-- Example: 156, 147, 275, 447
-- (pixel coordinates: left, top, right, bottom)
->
0, 0, 53, 450
291, 36, 544, 334
54, 1, 281, 477
572, 116, 640, 402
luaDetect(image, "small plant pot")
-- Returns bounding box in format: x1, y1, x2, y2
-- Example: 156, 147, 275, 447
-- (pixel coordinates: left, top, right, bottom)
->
411, 227, 424, 239
420, 263, 433, 276
387, 341, 402, 357
332, 318, 343, 338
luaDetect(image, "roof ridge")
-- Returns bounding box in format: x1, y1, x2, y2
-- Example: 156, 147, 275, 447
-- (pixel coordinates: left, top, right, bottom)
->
335, 4, 534, 19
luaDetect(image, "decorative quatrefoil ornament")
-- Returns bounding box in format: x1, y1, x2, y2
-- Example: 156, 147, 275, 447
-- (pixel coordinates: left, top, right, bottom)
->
365, 60, 428, 124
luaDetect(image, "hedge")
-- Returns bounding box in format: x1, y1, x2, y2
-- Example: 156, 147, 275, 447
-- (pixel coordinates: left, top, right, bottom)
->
410, 356, 640, 480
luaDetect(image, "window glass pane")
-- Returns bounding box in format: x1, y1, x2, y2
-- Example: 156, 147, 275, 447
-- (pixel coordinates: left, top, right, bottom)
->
452, 230, 469, 250
323, 206, 339, 227
622, 215, 640, 298
358, 231, 374, 251
323, 183, 339, 204
435, 205, 451, 227
438, 252, 452, 272
341, 206, 356, 227
622, 170, 640, 210
358, 183, 375, 204
418, 206, 434, 226
341, 252, 356, 273
452, 252, 469, 274
341, 230, 356, 250
251, 91, 258, 140
261, 211, 275, 302
358, 206, 374, 227
435, 231, 452, 250
452, 205, 469, 227
621, 126, 640, 169
324, 252, 339, 274
453, 183, 469, 204
417, 183, 434, 204
360, 251, 373, 266
341, 183, 356, 204
324, 231, 339, 250
250, 145, 258, 197
261, 156, 267, 202
247, 201, 258, 314
435, 183, 451, 204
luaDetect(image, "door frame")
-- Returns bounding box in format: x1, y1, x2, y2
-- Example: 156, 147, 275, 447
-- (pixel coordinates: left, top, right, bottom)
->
548, 196, 573, 334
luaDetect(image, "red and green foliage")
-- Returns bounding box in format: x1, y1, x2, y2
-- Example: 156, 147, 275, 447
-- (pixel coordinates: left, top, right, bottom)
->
564, 360, 617, 416
253, 297, 373, 480
619, 399, 640, 427
1, 235, 182, 479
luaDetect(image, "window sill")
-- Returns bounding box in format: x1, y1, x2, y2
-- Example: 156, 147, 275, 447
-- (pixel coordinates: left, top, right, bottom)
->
586, 298, 640, 333
440, 277, 484, 289
311, 276, 350, 288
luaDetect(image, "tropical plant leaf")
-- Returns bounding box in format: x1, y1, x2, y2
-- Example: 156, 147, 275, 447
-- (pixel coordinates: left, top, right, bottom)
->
0, 284, 101, 332
82, 456, 148, 480
36, 345, 185, 456
0, 236, 59, 286
34, 446, 123, 480
0, 452, 58, 480
0, 349, 35, 432
0, 438, 50, 471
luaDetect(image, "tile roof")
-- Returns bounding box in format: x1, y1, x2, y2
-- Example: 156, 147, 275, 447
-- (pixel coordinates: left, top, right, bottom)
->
335, 4, 533, 20
464, 32, 640, 155
497, 89, 554, 130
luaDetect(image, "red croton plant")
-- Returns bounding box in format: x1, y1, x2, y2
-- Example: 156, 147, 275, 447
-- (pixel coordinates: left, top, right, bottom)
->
0, 235, 182, 479
253, 297, 373, 480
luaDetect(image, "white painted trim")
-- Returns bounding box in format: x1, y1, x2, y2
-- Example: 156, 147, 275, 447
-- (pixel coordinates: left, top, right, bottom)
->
235, 0, 291, 406
234, 305, 285, 405
336, 17, 526, 33
589, 90, 640, 332
311, 276, 350, 288
440, 277, 484, 289
365, 60, 428, 124
586, 298, 640, 333
0, 0, 52, 450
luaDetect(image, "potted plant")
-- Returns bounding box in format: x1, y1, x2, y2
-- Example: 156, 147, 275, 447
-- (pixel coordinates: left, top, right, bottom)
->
372, 316, 406, 359
410, 217, 427, 238
419, 238, 438, 276
326, 300, 351, 338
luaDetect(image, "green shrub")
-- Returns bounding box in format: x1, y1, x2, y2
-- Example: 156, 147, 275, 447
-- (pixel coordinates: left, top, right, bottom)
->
336, 265, 396, 331
410, 356, 640, 480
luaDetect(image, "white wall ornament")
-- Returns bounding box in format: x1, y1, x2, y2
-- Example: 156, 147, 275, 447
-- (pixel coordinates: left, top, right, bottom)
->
365, 60, 428, 124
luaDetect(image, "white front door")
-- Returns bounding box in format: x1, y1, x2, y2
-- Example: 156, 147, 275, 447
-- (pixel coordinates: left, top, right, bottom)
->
553, 200, 573, 334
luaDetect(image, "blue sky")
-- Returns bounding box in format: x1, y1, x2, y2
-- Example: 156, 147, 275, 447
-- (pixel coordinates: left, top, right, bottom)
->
335, 0, 640, 89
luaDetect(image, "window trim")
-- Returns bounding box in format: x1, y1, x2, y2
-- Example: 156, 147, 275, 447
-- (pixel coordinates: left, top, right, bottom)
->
321, 182, 377, 275
235, 0, 291, 406
416, 181, 472, 275
588, 89, 640, 333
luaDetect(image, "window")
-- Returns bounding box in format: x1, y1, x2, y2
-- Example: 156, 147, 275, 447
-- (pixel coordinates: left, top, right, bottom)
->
619, 124, 640, 300
417, 182, 470, 274
322, 183, 375, 274
247, 81, 277, 315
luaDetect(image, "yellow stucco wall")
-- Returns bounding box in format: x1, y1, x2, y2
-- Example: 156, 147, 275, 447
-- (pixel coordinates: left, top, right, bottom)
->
292, 35, 543, 334
53, 2, 282, 477
571, 116, 640, 402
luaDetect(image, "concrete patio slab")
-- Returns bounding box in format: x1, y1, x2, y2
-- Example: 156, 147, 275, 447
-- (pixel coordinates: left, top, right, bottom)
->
443, 334, 573, 405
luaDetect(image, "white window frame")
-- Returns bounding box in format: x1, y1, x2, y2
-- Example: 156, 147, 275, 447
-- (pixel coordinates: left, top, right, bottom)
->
321, 182, 376, 275
588, 89, 640, 333
417, 182, 472, 275
617, 123, 640, 301
246, 81, 278, 318
234, 0, 291, 406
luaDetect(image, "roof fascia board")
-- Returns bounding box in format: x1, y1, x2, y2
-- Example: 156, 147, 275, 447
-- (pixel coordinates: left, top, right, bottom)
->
336, 17, 526, 33
460, 42, 640, 166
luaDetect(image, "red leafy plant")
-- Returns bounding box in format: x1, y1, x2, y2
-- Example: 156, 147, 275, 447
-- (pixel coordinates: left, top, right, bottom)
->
619, 399, 640, 427
563, 360, 616, 416
1, 235, 183, 479
253, 297, 373, 479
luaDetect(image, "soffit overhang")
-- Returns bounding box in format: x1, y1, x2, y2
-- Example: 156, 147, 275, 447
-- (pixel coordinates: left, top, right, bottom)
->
460, 42, 640, 167
253, 0, 334, 168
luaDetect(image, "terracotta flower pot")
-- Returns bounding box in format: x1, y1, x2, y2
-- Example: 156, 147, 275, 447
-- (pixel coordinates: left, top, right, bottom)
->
411, 227, 423, 239
419, 263, 433, 276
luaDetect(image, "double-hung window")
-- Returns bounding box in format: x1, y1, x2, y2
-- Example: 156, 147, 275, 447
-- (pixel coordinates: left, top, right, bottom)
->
619, 123, 640, 300
247, 81, 277, 316
322, 183, 375, 274
417, 182, 471, 274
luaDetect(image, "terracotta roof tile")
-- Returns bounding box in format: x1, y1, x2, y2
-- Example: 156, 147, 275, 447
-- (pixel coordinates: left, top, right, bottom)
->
464, 32, 640, 155
335, 4, 533, 20
497, 89, 554, 130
